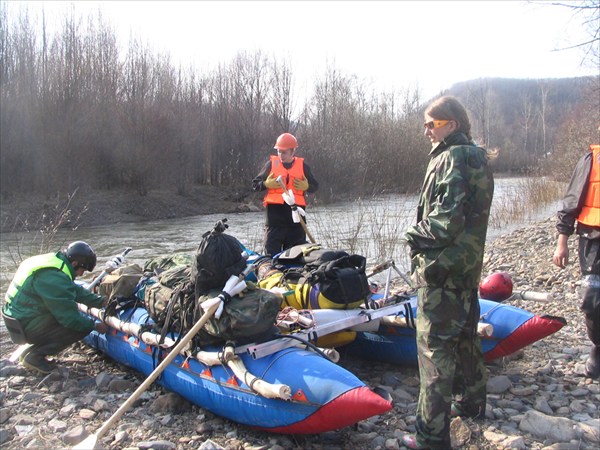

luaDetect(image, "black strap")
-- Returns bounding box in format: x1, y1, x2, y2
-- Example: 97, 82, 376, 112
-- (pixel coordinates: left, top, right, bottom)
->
404, 302, 416, 329
158, 285, 184, 346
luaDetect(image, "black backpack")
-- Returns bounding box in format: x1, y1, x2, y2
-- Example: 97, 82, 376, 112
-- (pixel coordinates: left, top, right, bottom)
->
272, 244, 371, 309
298, 253, 371, 309
191, 219, 247, 298
274, 243, 349, 268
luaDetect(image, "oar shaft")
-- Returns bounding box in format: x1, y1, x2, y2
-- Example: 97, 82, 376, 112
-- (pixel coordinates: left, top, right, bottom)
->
515, 290, 553, 302
380, 315, 494, 337
86, 247, 132, 291
299, 216, 316, 243
366, 260, 394, 278
275, 176, 316, 243
92, 302, 219, 441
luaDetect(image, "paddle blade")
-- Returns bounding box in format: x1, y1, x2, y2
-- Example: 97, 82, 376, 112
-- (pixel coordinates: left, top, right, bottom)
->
72, 433, 98, 450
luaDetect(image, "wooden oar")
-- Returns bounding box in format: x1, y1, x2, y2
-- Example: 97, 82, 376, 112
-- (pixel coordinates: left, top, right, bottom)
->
366, 259, 413, 288
84, 247, 132, 291
275, 175, 316, 243
72, 302, 219, 450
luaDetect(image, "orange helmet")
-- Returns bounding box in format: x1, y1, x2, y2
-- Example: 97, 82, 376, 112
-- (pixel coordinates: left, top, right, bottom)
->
274, 133, 298, 151
479, 272, 513, 301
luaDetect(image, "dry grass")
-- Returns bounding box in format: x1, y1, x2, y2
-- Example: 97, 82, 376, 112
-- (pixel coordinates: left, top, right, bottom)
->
309, 177, 565, 272
489, 177, 564, 229
309, 195, 415, 271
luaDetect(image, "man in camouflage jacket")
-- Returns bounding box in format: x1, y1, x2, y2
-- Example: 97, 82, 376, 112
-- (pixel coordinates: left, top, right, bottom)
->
403, 96, 494, 450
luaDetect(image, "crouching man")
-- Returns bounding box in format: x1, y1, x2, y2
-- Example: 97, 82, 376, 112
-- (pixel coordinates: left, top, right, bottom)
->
2, 241, 109, 374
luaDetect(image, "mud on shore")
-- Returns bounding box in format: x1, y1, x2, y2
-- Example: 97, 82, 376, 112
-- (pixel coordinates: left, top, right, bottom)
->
0, 186, 262, 234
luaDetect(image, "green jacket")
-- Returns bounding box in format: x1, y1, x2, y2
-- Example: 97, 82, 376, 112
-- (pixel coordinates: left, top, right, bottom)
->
3, 251, 103, 333
405, 132, 494, 289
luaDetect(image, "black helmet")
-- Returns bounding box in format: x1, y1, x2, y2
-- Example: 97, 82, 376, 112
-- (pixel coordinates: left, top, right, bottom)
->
65, 241, 97, 271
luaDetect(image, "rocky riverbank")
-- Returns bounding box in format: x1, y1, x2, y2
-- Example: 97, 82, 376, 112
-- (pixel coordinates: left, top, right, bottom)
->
0, 217, 598, 450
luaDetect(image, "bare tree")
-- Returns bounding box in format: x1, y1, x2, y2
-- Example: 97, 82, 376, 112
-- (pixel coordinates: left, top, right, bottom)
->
537, 82, 550, 160
0, 4, 595, 208
465, 79, 491, 148
542, 1, 600, 69
266, 56, 295, 133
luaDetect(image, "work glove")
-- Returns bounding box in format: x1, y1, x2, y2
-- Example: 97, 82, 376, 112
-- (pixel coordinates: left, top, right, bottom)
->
201, 276, 248, 319
282, 189, 296, 206
105, 255, 125, 272
282, 189, 305, 223
293, 176, 309, 192
291, 205, 306, 224
214, 296, 226, 319
264, 174, 280, 190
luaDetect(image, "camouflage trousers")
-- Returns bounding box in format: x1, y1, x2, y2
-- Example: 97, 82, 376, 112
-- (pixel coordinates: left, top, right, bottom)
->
415, 287, 487, 449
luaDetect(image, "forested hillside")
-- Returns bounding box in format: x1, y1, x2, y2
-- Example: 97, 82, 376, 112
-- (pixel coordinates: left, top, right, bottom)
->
1, 5, 598, 206
446, 76, 597, 176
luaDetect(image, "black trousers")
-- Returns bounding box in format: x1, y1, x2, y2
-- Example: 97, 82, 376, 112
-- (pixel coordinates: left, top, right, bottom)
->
263, 224, 307, 257
579, 236, 600, 347
21, 314, 90, 357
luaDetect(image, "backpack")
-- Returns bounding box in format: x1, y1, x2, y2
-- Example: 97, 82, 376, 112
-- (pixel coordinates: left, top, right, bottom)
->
144, 265, 196, 339
191, 219, 247, 297
260, 245, 371, 310
145, 282, 280, 347
144, 254, 194, 274
274, 243, 349, 268
143, 238, 278, 347
295, 254, 370, 309
98, 264, 144, 301
194, 285, 281, 346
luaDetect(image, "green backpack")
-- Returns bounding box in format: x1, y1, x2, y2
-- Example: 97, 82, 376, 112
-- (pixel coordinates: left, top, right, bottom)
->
144, 265, 195, 337
145, 266, 281, 347
193, 285, 281, 346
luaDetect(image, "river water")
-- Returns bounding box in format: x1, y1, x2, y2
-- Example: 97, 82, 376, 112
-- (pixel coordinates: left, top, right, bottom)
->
0, 177, 561, 292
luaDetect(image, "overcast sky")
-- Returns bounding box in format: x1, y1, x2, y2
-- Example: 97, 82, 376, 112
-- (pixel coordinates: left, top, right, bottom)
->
7, 1, 598, 101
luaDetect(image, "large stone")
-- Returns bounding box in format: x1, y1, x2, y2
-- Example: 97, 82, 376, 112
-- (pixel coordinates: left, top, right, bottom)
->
137, 440, 177, 450
487, 375, 513, 394
61, 424, 89, 445
519, 410, 581, 443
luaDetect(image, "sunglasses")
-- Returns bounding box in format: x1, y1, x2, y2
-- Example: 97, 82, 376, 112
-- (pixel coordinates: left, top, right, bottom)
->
424, 120, 450, 130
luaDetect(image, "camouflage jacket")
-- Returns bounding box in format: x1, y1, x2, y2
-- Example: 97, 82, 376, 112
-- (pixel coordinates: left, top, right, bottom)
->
405, 132, 494, 289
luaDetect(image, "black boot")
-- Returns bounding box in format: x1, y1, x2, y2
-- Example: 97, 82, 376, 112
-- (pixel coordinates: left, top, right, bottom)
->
19, 350, 54, 375
585, 346, 600, 379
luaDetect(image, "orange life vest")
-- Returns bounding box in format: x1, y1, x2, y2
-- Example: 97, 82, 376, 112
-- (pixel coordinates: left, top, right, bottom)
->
263, 155, 307, 207
578, 144, 600, 227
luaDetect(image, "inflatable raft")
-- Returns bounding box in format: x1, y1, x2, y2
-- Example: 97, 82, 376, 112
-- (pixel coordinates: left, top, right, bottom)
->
76, 243, 565, 435
80, 303, 393, 434
252, 247, 566, 366
343, 294, 567, 365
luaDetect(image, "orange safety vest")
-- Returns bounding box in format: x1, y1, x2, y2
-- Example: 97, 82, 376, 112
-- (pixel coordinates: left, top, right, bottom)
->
578, 144, 600, 227
263, 155, 307, 207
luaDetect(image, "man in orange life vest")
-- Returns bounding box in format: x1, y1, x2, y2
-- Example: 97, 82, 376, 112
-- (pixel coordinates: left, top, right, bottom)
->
553, 125, 600, 379
252, 133, 319, 256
